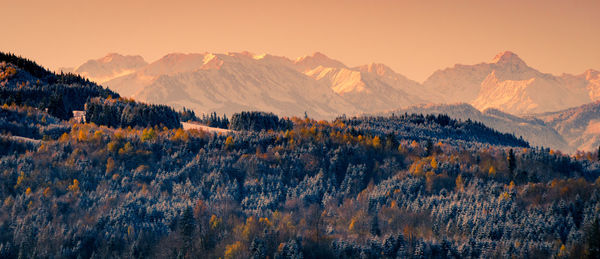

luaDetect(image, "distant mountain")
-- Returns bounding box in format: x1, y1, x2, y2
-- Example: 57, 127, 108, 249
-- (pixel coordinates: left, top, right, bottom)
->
424, 51, 599, 115
72, 53, 148, 84
378, 103, 569, 151
93, 52, 426, 119
534, 101, 600, 152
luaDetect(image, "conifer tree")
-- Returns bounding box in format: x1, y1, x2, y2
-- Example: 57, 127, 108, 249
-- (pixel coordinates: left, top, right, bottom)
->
181, 207, 195, 253
507, 149, 516, 177
586, 217, 600, 258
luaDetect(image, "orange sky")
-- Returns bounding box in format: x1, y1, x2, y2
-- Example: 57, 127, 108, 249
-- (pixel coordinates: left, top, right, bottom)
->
2, 0, 599, 82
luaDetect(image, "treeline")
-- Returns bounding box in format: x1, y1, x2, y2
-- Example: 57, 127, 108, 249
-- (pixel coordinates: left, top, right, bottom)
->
341, 113, 529, 148
198, 112, 229, 129
85, 97, 181, 129
179, 107, 198, 122
180, 109, 230, 129
230, 111, 292, 131
181, 110, 289, 131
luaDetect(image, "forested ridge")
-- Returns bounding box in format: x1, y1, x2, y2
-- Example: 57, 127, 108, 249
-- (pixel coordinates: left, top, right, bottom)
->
1, 53, 600, 258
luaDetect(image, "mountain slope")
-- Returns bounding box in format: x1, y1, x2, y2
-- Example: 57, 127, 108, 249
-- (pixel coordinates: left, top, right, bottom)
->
534, 101, 600, 152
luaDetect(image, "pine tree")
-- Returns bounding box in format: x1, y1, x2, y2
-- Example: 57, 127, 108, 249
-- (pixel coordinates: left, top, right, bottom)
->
426, 140, 434, 156
250, 238, 266, 259
181, 207, 195, 253
508, 149, 516, 177
586, 217, 600, 259
370, 215, 381, 236
47, 94, 69, 120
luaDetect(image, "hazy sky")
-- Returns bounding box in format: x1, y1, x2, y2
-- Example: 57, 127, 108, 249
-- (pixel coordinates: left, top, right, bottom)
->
3, 0, 599, 82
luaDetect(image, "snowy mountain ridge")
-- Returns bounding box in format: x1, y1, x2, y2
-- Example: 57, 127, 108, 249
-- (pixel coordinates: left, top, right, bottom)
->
72, 51, 600, 117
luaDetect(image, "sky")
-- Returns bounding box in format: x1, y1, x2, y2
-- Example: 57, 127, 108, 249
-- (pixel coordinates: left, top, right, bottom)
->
2, 0, 599, 82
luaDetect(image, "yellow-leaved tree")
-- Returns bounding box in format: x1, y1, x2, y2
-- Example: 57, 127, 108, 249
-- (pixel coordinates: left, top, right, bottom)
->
488, 166, 496, 177
372, 136, 381, 149
106, 157, 115, 174
141, 128, 157, 142
224, 241, 244, 259
68, 179, 80, 193
430, 157, 438, 169
225, 136, 234, 150
455, 174, 464, 192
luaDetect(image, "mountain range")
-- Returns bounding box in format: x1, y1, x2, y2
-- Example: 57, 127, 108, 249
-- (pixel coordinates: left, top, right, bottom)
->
65, 51, 441, 118
65, 51, 600, 152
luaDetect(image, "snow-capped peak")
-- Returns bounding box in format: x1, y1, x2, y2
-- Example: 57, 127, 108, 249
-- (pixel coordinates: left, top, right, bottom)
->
295, 51, 327, 62
491, 51, 526, 66
159, 53, 195, 62
227, 51, 255, 58
355, 63, 396, 77
294, 52, 347, 72
100, 53, 121, 63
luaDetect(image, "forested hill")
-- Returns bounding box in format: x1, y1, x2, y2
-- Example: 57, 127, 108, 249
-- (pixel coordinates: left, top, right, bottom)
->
0, 52, 118, 120
0, 52, 181, 129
